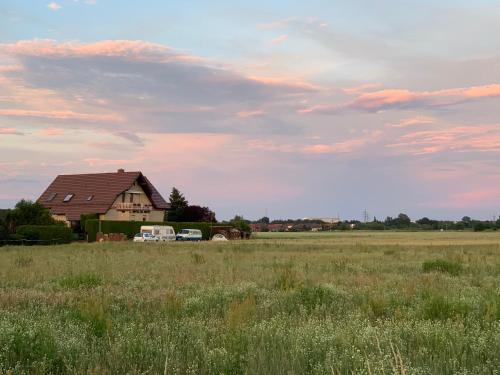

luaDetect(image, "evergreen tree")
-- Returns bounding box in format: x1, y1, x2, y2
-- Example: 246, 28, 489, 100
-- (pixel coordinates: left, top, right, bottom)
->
167, 187, 188, 221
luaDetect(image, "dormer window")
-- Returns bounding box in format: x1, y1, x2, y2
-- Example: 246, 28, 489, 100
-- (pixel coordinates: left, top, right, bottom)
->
86, 195, 93, 201
46, 192, 57, 202
63, 194, 74, 202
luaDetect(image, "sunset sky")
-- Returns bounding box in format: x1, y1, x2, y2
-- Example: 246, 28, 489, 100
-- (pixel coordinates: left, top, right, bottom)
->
1, 0, 499, 220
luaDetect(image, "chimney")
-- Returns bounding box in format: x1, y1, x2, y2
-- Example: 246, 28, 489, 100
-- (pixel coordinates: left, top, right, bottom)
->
117, 168, 125, 173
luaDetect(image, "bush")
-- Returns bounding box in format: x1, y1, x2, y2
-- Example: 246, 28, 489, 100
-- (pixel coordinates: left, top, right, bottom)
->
473, 222, 490, 232
16, 225, 73, 245
83, 219, 212, 241
422, 259, 463, 276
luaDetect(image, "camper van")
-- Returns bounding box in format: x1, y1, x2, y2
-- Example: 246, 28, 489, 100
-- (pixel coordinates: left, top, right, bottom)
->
140, 225, 176, 241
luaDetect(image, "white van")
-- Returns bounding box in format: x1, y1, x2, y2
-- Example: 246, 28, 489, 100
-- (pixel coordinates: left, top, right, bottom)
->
140, 225, 176, 241
176, 229, 202, 241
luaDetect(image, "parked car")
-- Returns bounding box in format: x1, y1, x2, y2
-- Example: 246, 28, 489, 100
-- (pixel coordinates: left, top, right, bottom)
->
176, 229, 202, 241
133, 232, 158, 242
140, 225, 176, 241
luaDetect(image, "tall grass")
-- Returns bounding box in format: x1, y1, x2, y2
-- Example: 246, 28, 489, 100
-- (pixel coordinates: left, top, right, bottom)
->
0, 231, 500, 374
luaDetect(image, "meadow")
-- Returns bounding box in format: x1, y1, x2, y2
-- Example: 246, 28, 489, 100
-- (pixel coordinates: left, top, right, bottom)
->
1, 231, 500, 374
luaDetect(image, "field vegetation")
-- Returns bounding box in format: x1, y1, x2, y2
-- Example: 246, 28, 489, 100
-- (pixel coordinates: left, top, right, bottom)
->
1, 231, 500, 374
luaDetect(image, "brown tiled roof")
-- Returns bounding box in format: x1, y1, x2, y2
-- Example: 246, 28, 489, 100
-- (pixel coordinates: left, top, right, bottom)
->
37, 170, 169, 221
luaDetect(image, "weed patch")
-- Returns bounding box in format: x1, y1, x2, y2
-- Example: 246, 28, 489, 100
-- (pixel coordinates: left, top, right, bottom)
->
58, 272, 102, 289
422, 259, 462, 276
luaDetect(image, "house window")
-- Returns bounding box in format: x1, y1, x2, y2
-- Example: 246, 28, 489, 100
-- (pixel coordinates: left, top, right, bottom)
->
129, 194, 134, 203
121, 193, 125, 203
63, 194, 74, 202
46, 192, 57, 202
86, 195, 93, 201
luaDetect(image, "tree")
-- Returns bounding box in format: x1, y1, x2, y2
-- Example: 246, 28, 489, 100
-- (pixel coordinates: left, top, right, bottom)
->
0, 219, 8, 241
229, 215, 251, 233
5, 199, 55, 233
461, 216, 472, 228
181, 205, 216, 222
257, 216, 270, 224
167, 187, 189, 221
397, 213, 411, 227
384, 213, 411, 228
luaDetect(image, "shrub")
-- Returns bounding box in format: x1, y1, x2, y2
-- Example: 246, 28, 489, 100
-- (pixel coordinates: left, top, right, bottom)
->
68, 299, 111, 337
16, 224, 73, 245
83, 219, 212, 241
58, 273, 102, 289
473, 222, 489, 232
422, 259, 463, 276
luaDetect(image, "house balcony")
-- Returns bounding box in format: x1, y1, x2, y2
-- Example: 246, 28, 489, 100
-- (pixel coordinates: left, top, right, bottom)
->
114, 203, 153, 212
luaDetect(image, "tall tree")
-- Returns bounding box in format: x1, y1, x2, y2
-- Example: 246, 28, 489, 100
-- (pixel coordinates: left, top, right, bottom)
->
167, 187, 188, 221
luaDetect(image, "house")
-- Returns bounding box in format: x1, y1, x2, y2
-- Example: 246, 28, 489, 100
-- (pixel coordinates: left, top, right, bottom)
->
38, 169, 169, 227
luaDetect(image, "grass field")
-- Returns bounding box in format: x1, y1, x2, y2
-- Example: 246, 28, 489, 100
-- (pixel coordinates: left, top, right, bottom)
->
1, 231, 500, 374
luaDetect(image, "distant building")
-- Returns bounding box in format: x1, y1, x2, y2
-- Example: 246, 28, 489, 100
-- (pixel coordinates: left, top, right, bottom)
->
302, 217, 341, 224
250, 223, 264, 232
38, 169, 169, 227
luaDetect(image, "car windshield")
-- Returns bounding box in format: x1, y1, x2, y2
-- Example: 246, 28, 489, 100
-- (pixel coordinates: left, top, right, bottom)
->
180, 229, 190, 234
134, 233, 142, 237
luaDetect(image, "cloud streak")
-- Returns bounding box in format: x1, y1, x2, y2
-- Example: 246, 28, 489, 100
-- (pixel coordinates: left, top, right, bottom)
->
0, 127, 24, 135
388, 125, 500, 155
301, 84, 500, 114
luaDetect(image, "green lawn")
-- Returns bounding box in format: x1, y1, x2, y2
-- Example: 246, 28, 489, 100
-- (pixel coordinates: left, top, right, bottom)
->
1, 231, 500, 374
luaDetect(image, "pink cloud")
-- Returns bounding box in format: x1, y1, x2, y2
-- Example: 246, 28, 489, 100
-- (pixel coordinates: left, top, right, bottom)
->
0, 109, 124, 123
386, 116, 436, 128
0, 39, 221, 69
237, 110, 265, 118
83, 158, 130, 167
257, 17, 296, 30
447, 188, 500, 208
247, 131, 381, 155
341, 83, 382, 95
47, 2, 61, 11
301, 84, 500, 114
302, 131, 382, 154
388, 125, 500, 155
248, 75, 318, 91
271, 34, 288, 45
38, 128, 65, 136
0, 127, 24, 135
0, 65, 23, 73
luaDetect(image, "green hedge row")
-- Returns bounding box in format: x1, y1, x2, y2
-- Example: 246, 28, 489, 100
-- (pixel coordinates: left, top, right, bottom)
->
16, 225, 73, 245
83, 219, 213, 242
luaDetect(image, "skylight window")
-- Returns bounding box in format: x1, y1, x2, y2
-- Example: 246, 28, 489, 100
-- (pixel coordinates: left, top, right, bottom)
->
63, 194, 74, 202
86, 195, 93, 201
46, 192, 57, 202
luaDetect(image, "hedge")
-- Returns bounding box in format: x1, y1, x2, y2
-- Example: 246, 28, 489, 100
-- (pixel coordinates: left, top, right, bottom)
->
16, 225, 73, 245
83, 219, 213, 242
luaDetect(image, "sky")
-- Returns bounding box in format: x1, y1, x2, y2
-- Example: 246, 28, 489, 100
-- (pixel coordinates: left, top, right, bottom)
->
0, 0, 499, 221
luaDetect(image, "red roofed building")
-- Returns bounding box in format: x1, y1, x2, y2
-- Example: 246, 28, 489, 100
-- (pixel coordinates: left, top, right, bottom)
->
37, 169, 169, 226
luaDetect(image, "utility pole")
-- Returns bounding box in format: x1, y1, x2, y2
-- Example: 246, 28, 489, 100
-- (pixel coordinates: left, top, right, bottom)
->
363, 209, 369, 223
